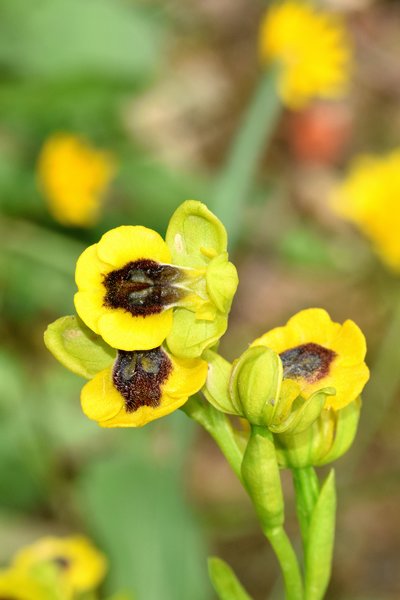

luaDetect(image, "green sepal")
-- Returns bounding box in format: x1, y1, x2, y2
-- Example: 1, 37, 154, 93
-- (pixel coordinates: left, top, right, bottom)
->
270, 387, 335, 435
316, 398, 361, 466
206, 253, 238, 314
166, 308, 227, 359
166, 199, 227, 267
44, 315, 116, 379
203, 350, 235, 414
241, 425, 284, 530
230, 346, 282, 426
305, 470, 336, 600
208, 557, 252, 600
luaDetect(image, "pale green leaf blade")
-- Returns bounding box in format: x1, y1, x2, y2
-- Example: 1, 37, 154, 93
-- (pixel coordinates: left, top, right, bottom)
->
44, 315, 115, 379
208, 557, 252, 600
305, 470, 337, 600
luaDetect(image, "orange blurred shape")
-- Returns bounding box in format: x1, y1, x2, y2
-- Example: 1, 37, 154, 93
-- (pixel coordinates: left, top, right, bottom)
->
287, 102, 353, 165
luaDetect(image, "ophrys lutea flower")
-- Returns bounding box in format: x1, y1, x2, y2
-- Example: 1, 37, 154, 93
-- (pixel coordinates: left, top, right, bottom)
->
12, 535, 107, 595
252, 308, 369, 410
75, 200, 238, 357
332, 149, 400, 272
81, 344, 207, 427
259, 2, 352, 109
38, 133, 115, 228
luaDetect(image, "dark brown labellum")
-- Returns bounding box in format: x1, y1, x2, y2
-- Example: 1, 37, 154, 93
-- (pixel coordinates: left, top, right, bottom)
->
280, 342, 336, 383
113, 347, 172, 412
103, 259, 186, 316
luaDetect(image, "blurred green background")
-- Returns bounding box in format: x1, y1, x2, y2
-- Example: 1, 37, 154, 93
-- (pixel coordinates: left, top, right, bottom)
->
1, 0, 400, 598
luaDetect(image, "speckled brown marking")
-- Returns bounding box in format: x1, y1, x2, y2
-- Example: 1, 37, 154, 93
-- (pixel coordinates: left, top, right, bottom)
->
103, 259, 185, 316
280, 342, 336, 383
113, 347, 172, 412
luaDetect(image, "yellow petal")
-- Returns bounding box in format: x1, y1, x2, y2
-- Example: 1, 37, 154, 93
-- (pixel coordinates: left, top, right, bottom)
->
286, 308, 340, 347
330, 319, 367, 366
74, 290, 105, 334
81, 368, 124, 422
97, 309, 173, 351
96, 225, 171, 268
100, 393, 188, 428
75, 243, 110, 290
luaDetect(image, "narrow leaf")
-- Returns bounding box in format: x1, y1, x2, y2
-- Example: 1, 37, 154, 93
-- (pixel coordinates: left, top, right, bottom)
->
208, 557, 252, 600
305, 470, 337, 600
44, 315, 115, 379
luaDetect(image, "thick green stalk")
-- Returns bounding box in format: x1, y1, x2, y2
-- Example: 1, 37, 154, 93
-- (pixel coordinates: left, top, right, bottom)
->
211, 66, 281, 245
264, 526, 304, 600
292, 467, 320, 543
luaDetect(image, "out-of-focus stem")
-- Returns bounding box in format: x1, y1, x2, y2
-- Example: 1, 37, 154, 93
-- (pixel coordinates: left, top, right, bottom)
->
211, 66, 281, 246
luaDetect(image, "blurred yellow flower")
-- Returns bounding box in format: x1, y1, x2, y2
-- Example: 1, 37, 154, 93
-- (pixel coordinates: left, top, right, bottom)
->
259, 2, 351, 109
38, 133, 115, 227
332, 150, 400, 271
0, 568, 59, 600
13, 535, 107, 595
252, 308, 369, 410
81, 345, 207, 427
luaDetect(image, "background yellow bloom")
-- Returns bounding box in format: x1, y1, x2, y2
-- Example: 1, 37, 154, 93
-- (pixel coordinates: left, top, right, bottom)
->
38, 133, 115, 227
332, 149, 400, 272
259, 1, 351, 109
13, 535, 107, 594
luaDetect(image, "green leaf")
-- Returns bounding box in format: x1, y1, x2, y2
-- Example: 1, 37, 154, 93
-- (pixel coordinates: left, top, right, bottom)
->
208, 557, 252, 600
44, 315, 115, 379
78, 425, 210, 600
305, 470, 337, 600
166, 200, 227, 267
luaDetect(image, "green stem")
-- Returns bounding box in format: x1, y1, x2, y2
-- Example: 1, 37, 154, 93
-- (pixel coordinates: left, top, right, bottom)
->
264, 526, 304, 600
181, 396, 244, 481
211, 66, 281, 245
292, 467, 320, 543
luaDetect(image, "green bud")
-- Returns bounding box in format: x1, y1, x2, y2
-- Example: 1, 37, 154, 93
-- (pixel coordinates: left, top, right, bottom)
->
203, 350, 235, 414
230, 346, 283, 426
241, 425, 284, 530
276, 398, 362, 468
44, 315, 115, 379
315, 398, 361, 466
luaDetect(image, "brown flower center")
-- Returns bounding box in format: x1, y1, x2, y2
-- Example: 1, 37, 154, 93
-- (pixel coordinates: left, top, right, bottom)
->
113, 347, 172, 412
103, 259, 186, 316
280, 342, 336, 383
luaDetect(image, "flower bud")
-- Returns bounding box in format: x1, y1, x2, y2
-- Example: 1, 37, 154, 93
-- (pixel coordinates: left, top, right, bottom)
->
275, 398, 361, 468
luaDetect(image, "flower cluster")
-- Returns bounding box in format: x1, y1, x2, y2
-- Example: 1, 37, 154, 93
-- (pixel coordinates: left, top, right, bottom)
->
259, 1, 352, 109
45, 200, 238, 427
38, 133, 115, 228
0, 535, 106, 600
332, 149, 400, 272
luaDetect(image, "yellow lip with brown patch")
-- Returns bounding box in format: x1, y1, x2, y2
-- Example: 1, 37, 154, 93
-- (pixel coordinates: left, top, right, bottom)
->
251, 308, 369, 410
